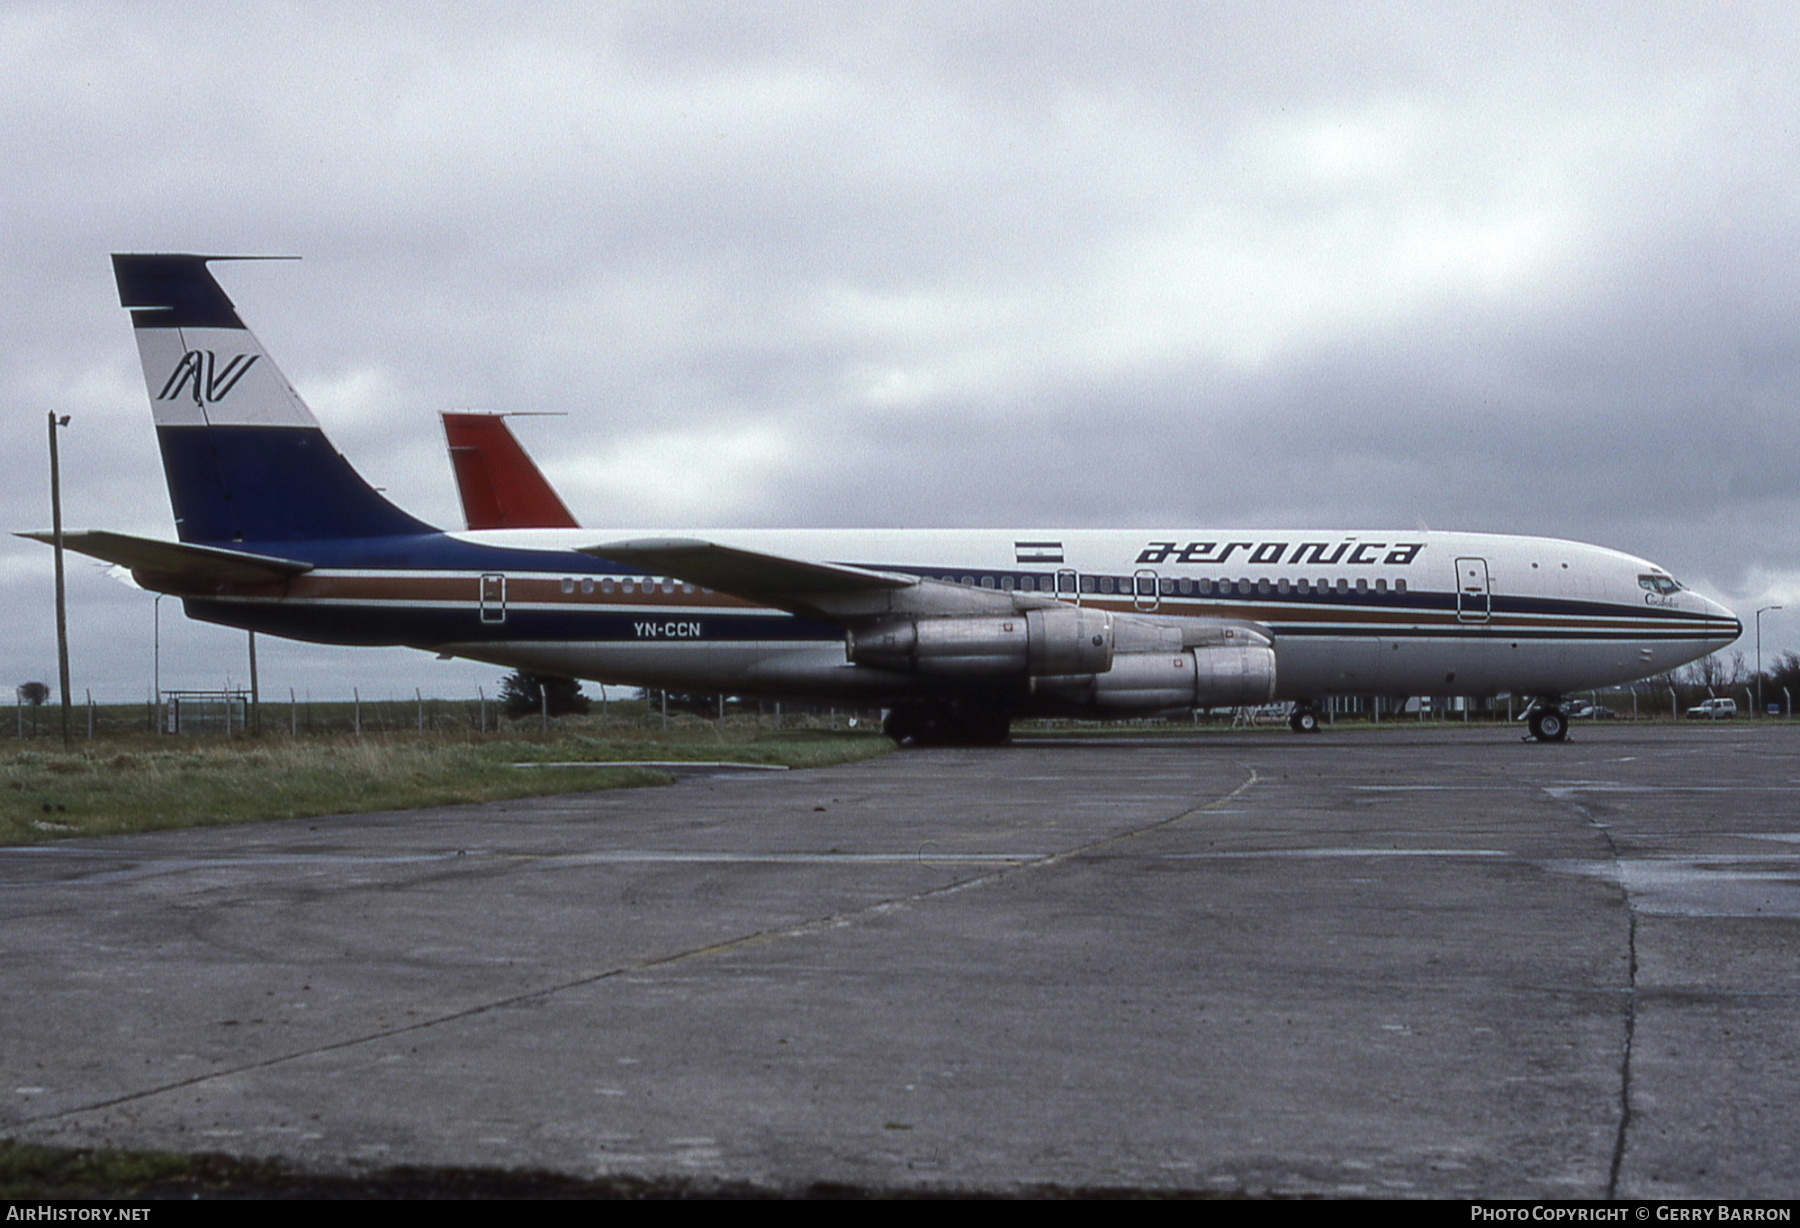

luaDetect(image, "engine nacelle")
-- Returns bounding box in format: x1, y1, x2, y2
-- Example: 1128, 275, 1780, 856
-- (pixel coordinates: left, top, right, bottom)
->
1033, 628, 1277, 714
847, 607, 1114, 677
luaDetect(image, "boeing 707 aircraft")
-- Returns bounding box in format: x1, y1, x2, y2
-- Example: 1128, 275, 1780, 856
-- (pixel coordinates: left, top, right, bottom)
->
23, 255, 1742, 745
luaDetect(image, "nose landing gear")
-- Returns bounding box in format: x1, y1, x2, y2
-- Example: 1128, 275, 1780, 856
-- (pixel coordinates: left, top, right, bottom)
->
1527, 703, 1569, 743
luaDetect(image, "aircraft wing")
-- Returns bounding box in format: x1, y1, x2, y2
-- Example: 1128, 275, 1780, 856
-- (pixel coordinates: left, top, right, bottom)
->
580, 536, 1037, 622
16, 530, 313, 587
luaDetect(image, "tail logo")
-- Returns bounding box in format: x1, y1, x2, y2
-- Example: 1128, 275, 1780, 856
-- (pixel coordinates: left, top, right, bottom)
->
157, 351, 261, 406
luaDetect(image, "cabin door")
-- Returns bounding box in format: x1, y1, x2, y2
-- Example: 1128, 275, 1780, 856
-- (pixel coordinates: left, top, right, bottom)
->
1455, 557, 1491, 624
1133, 569, 1161, 611
480, 573, 507, 624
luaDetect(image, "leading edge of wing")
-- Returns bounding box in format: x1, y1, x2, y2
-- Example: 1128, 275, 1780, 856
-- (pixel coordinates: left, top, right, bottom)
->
579, 537, 913, 596
579, 536, 1051, 623
16, 530, 313, 586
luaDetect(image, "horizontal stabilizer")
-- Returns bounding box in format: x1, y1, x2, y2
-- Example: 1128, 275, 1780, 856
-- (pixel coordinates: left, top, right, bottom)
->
16, 530, 313, 586
582, 537, 914, 598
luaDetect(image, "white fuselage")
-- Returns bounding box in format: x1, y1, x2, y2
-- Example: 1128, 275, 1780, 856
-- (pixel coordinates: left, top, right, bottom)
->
331, 526, 1743, 706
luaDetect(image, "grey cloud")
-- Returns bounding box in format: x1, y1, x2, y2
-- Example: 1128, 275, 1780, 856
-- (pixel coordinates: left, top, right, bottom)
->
6, 2, 1800, 698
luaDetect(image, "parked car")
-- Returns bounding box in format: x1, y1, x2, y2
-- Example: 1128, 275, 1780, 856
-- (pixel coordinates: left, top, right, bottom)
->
1685, 698, 1738, 719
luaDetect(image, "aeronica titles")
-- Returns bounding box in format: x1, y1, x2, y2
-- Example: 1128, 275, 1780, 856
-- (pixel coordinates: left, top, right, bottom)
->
22, 255, 1741, 746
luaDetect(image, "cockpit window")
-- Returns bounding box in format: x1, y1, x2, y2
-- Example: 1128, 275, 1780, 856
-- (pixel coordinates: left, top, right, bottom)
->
1639, 574, 1682, 596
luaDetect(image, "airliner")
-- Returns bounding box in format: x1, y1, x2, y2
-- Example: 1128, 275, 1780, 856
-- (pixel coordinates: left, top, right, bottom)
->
24, 255, 1741, 746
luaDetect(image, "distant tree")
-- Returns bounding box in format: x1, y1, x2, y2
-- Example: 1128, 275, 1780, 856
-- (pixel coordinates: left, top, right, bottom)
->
1765, 652, 1800, 713
499, 672, 590, 719
1682, 652, 1732, 693
16, 682, 49, 737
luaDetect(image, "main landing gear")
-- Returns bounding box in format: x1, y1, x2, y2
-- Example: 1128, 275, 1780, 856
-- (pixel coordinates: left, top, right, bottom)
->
883, 701, 1011, 748
1288, 703, 1322, 734
1527, 702, 1569, 743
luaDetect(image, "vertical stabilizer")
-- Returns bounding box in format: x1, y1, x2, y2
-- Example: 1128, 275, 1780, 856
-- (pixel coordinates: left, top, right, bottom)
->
113, 254, 433, 544
441, 412, 580, 530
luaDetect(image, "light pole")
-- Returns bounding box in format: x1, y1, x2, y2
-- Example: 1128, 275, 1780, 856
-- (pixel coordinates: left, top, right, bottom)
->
47, 412, 72, 750
153, 592, 164, 733
1756, 605, 1782, 717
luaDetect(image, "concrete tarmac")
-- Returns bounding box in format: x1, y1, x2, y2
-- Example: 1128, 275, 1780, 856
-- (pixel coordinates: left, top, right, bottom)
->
3, 725, 1797, 1197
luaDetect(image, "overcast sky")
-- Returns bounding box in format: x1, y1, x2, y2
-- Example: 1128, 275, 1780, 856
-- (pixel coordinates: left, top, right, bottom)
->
4, 1, 1797, 703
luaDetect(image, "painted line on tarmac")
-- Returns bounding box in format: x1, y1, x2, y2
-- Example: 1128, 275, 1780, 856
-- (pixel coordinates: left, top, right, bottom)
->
11, 764, 1263, 1134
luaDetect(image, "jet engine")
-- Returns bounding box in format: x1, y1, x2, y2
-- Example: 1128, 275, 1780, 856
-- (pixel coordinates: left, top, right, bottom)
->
1031, 625, 1277, 713
846, 606, 1114, 677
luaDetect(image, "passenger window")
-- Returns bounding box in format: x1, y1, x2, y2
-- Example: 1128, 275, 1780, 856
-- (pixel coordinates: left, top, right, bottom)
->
981, 576, 996, 589
1256, 579, 1271, 595
1336, 578, 1349, 594
1355, 578, 1368, 594
1080, 575, 1096, 593
581, 578, 594, 595
1375, 578, 1387, 593
561, 577, 575, 594
1277, 579, 1290, 594
601, 578, 615, 593
1297, 579, 1310, 594
1395, 578, 1407, 593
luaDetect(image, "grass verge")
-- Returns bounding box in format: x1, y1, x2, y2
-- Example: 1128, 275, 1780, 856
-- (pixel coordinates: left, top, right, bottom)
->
0, 1138, 1243, 1199
0, 726, 889, 847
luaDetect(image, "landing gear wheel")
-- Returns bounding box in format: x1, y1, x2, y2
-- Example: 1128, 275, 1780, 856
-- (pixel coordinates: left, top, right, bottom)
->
884, 702, 1011, 747
1289, 709, 1321, 734
956, 708, 1012, 746
1529, 708, 1568, 743
882, 706, 916, 745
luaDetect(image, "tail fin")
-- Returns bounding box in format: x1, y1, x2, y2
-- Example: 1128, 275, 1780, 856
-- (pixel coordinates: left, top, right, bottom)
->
113, 254, 433, 544
441, 412, 580, 530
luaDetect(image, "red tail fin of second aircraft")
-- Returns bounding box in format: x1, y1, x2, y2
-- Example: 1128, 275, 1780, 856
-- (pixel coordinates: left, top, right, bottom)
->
441, 412, 580, 530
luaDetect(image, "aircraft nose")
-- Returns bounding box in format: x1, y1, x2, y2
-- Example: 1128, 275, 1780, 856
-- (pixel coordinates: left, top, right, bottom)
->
1707, 596, 1743, 645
